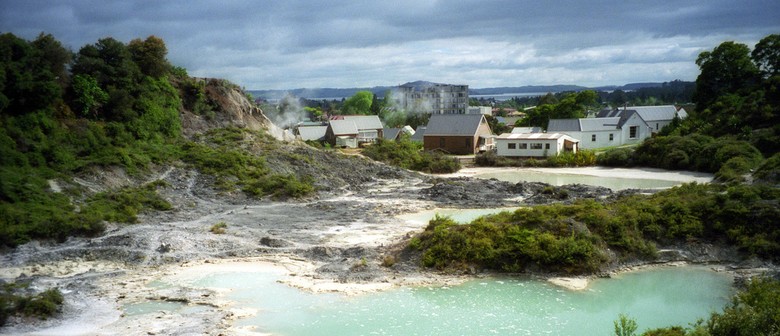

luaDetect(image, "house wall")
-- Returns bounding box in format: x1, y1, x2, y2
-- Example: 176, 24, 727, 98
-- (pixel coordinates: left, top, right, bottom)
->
424, 136, 475, 154
496, 138, 562, 157
649, 120, 671, 133
619, 114, 652, 146
325, 128, 358, 148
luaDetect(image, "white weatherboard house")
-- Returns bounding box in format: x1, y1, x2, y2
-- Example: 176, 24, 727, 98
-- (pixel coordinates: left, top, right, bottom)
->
547, 110, 652, 149
597, 105, 687, 133
496, 133, 579, 157
325, 115, 384, 148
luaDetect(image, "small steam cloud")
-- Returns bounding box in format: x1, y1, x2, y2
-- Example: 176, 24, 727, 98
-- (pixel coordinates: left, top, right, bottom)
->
265, 93, 308, 129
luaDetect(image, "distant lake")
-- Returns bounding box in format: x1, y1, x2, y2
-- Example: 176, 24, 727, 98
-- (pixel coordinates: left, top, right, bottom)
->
471, 92, 548, 101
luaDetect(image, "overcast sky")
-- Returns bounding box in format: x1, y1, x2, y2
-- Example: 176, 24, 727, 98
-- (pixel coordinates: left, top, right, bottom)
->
2, 1, 778, 90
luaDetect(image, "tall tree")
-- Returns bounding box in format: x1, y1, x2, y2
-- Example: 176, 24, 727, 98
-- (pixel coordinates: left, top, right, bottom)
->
71, 37, 141, 121
128, 35, 169, 78
0, 33, 62, 114
693, 41, 759, 109
752, 34, 780, 79
341, 91, 373, 115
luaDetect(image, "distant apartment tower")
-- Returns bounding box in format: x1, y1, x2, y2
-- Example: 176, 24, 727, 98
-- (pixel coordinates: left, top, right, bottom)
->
394, 81, 469, 114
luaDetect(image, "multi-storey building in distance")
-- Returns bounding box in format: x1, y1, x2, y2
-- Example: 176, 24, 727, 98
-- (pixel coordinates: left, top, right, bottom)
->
393, 81, 469, 114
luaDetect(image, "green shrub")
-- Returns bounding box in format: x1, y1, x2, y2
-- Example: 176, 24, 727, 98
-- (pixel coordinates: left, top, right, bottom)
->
753, 152, 780, 184
81, 183, 172, 223
1, 286, 64, 326
410, 183, 780, 273
210, 222, 227, 234
180, 128, 314, 199
363, 138, 461, 173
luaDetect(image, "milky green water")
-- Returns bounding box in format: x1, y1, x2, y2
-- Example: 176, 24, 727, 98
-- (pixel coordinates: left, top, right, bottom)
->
474, 170, 683, 190
186, 266, 732, 336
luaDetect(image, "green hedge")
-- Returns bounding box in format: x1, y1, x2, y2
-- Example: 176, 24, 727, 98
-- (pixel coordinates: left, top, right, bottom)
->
410, 183, 780, 273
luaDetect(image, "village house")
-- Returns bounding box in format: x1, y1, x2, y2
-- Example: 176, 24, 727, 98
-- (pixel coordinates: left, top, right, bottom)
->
423, 114, 494, 154
547, 110, 652, 149
495, 132, 579, 157
325, 115, 384, 148
383, 126, 415, 141
295, 125, 328, 142
511, 126, 543, 134
597, 105, 687, 133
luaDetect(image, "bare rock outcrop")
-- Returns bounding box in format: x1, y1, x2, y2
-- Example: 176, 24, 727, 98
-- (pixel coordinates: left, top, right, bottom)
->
179, 78, 292, 141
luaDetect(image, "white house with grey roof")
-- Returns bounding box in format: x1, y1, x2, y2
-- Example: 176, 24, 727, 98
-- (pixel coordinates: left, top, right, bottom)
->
325, 115, 384, 148
597, 105, 687, 133
496, 132, 579, 157
547, 110, 651, 149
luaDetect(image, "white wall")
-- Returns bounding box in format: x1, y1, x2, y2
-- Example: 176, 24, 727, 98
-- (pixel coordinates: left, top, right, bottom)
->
496, 139, 562, 157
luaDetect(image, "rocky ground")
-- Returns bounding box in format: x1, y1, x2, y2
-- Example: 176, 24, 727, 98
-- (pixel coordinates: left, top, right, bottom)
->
1, 143, 659, 335
1, 83, 773, 335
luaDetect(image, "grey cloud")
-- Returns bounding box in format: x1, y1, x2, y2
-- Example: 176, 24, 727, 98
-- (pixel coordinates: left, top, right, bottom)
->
1, 0, 778, 89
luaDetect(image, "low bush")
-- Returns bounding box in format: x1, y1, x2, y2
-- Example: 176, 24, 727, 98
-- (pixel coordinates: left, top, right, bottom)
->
210, 222, 227, 234
363, 138, 461, 173
81, 183, 172, 224
410, 183, 780, 273
181, 128, 315, 199
597, 147, 635, 166
1, 285, 64, 326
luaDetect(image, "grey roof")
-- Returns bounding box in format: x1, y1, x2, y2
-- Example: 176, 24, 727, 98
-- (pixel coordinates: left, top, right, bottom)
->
411, 126, 426, 142
329, 119, 359, 135
617, 110, 649, 128
676, 107, 688, 119
297, 126, 328, 141
580, 117, 620, 131
383, 127, 402, 140
547, 119, 581, 132
511, 126, 542, 134
600, 105, 682, 122
497, 132, 578, 142
342, 115, 383, 130
597, 108, 622, 118
548, 117, 622, 132
628, 105, 679, 122
424, 114, 488, 136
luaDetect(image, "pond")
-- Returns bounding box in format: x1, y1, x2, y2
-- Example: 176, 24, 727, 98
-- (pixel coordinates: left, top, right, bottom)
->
456, 167, 713, 190
147, 266, 732, 335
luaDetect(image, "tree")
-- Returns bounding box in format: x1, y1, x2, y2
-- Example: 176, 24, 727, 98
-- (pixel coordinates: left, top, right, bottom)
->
71, 37, 141, 121
0, 33, 62, 115
693, 41, 759, 108
341, 91, 373, 115
516, 91, 594, 129
71, 74, 108, 118
752, 34, 780, 78
128, 35, 169, 78
30, 33, 71, 88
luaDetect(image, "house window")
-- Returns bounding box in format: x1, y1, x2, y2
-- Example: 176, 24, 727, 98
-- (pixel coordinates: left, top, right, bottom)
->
545, 143, 550, 149
591, 134, 597, 142
609, 133, 614, 141
530, 143, 543, 149
439, 138, 445, 147
656, 123, 659, 130
508, 143, 516, 149
518, 143, 528, 149
629, 126, 638, 139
